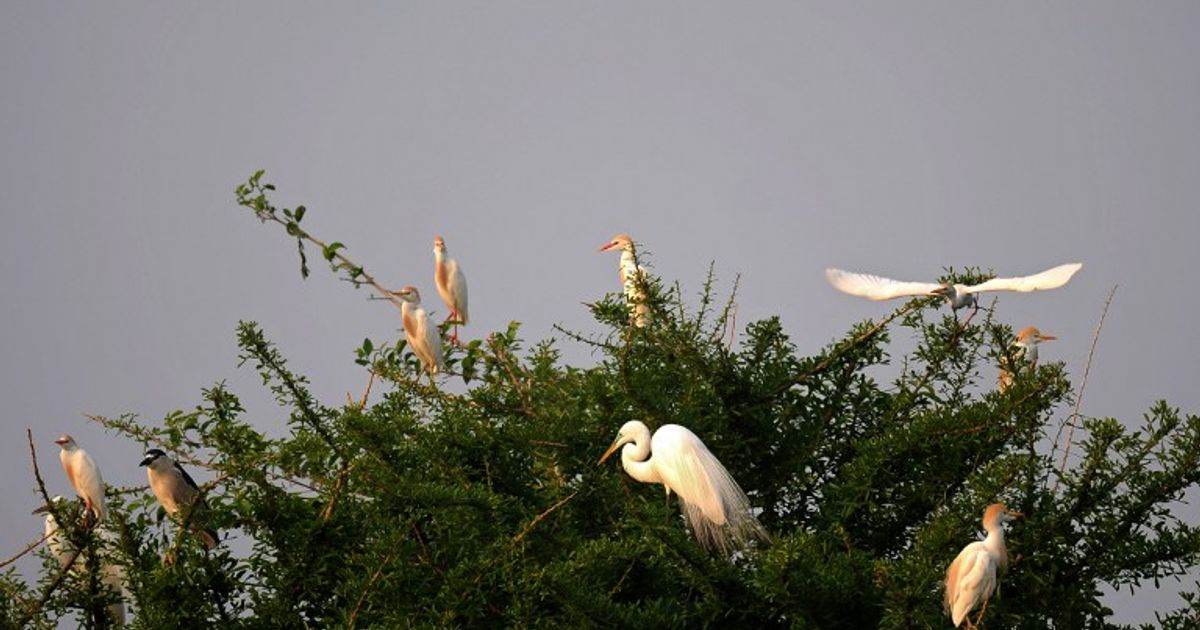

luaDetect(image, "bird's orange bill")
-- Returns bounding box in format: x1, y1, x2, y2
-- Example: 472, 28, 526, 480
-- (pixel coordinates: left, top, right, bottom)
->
1009, 511, 1025, 519
1038, 334, 1057, 342
597, 439, 622, 465
598, 241, 619, 252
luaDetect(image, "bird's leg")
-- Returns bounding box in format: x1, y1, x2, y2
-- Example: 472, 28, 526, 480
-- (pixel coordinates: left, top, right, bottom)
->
972, 597, 991, 629
960, 303, 981, 328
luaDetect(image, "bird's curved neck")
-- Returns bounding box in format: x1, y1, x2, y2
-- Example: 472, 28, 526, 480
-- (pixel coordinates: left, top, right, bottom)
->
621, 440, 659, 485
983, 522, 1009, 568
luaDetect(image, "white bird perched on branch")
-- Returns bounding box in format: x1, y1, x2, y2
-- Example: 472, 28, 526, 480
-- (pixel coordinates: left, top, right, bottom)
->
945, 503, 1023, 628
55, 434, 107, 523
433, 235, 469, 341
598, 420, 769, 553
598, 234, 651, 327
33, 497, 127, 626
394, 286, 445, 374
825, 263, 1082, 313
998, 326, 1056, 392
140, 449, 219, 550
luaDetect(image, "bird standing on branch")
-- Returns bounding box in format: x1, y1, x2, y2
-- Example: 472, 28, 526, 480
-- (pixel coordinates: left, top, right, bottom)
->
998, 326, 1056, 392
395, 286, 445, 374
825, 263, 1082, 318
598, 233, 651, 327
598, 420, 769, 553
33, 496, 127, 626
945, 503, 1023, 628
433, 235, 469, 342
140, 449, 219, 550
55, 434, 107, 523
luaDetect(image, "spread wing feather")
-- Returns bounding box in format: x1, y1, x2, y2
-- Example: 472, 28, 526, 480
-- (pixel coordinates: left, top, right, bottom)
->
825, 268, 942, 301
965, 262, 1082, 294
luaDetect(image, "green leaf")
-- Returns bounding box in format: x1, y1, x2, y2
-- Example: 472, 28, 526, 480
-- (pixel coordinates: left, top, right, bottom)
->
323, 242, 345, 262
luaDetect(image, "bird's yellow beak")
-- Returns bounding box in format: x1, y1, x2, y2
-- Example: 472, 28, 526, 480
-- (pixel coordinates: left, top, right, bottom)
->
597, 439, 622, 465
1009, 510, 1025, 519
598, 241, 618, 252
1037, 334, 1057, 342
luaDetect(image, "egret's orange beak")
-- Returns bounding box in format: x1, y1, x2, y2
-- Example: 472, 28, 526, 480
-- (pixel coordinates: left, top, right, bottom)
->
1037, 334, 1057, 342
1009, 510, 1025, 519
930, 285, 951, 296
597, 439, 622, 465
53, 437, 67, 445
598, 241, 619, 252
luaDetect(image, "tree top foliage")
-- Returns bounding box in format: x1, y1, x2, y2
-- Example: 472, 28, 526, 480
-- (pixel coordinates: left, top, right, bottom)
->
3, 171, 1198, 629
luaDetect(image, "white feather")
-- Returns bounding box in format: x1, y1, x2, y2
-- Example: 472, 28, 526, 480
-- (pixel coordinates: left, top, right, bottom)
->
964, 262, 1082, 294
825, 268, 942, 301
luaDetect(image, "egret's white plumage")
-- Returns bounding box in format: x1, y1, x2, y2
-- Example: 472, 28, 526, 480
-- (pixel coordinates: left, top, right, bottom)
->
598, 420, 768, 553
945, 503, 1022, 628
55, 434, 107, 522
395, 286, 445, 374
599, 234, 650, 327
34, 496, 127, 626
826, 263, 1082, 310
433, 236, 469, 336
998, 326, 1056, 392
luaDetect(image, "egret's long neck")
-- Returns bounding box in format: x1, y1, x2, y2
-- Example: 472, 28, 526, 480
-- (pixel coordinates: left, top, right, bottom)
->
619, 249, 637, 269
983, 520, 1009, 570
621, 440, 660, 485
434, 249, 446, 264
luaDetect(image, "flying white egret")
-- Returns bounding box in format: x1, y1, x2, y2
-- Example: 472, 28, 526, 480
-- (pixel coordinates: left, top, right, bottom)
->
598, 420, 769, 553
598, 233, 650, 327
433, 235, 469, 341
998, 326, 1056, 392
945, 503, 1023, 628
140, 449, 219, 549
394, 286, 445, 374
33, 497, 127, 626
55, 434, 107, 522
825, 263, 1082, 312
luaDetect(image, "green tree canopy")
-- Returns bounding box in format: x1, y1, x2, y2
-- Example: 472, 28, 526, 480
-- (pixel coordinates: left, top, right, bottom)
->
3, 172, 1198, 629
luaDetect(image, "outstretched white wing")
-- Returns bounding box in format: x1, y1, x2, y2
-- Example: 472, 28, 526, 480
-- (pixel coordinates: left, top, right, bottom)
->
964, 262, 1082, 295
825, 268, 942, 301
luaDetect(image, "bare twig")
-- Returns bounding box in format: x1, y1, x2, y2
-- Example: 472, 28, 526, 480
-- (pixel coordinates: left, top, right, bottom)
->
511, 490, 579, 545
0, 531, 53, 570
320, 462, 356, 522
1052, 285, 1117, 494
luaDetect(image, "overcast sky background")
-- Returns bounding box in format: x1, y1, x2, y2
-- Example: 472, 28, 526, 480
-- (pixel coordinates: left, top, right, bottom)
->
2, 2, 1198, 623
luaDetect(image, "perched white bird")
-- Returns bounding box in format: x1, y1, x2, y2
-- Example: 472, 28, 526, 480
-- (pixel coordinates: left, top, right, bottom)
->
945, 503, 1023, 628
998, 326, 1056, 392
55, 434, 107, 522
598, 420, 769, 553
433, 235, 469, 341
33, 497, 127, 626
140, 449, 219, 549
598, 233, 650, 327
395, 286, 445, 374
825, 263, 1083, 312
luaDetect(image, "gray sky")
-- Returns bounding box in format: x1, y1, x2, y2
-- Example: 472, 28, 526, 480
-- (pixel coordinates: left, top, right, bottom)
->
2, 2, 1198, 623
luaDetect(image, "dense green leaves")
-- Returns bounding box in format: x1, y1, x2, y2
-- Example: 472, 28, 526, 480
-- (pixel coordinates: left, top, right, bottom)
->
4, 175, 1198, 628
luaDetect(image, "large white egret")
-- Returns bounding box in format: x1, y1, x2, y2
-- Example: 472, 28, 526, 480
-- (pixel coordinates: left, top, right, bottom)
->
394, 286, 445, 374
140, 449, 219, 549
433, 235, 469, 341
55, 434, 107, 522
998, 326, 1056, 392
945, 503, 1023, 628
33, 497, 127, 626
598, 234, 650, 327
598, 420, 769, 553
825, 263, 1082, 312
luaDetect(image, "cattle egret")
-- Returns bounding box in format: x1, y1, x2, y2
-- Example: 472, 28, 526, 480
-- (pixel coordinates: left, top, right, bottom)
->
825, 263, 1082, 313
998, 326, 1056, 392
33, 497, 127, 626
598, 233, 650, 327
55, 434, 107, 522
140, 449, 219, 549
433, 236, 469, 341
598, 420, 768, 553
394, 286, 445, 374
945, 503, 1023, 628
